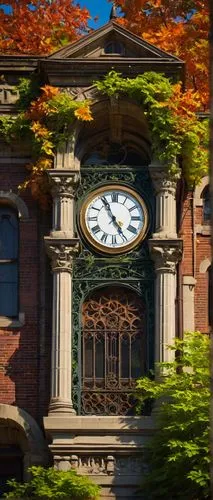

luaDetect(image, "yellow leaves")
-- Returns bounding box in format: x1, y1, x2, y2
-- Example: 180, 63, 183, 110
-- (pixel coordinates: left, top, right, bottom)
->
31, 121, 51, 138
74, 105, 93, 122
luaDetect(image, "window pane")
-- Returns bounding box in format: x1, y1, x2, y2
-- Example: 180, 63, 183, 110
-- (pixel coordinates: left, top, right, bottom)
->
0, 263, 18, 316
0, 207, 18, 259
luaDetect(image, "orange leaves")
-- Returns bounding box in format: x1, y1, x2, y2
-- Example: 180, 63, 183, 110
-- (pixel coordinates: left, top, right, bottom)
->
0, 0, 90, 55
74, 105, 93, 122
26, 85, 59, 120
114, 0, 209, 109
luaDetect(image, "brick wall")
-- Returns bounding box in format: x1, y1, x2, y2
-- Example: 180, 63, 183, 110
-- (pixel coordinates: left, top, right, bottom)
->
0, 163, 51, 423
180, 190, 211, 333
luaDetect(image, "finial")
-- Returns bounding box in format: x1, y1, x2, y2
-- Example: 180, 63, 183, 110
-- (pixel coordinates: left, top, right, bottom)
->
110, 3, 117, 20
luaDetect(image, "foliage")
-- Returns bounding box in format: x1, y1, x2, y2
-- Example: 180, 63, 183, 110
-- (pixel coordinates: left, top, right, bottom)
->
136, 332, 210, 500
4, 466, 100, 499
0, 79, 93, 208
0, 1, 90, 55
114, 0, 209, 109
95, 71, 208, 186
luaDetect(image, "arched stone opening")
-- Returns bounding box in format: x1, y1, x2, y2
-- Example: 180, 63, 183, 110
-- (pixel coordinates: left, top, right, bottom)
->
0, 404, 49, 495
74, 97, 151, 166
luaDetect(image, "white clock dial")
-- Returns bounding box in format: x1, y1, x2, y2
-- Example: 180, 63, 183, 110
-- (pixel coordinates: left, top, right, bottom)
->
80, 186, 148, 254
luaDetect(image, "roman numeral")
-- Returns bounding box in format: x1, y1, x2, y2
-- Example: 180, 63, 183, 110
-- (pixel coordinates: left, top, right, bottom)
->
129, 205, 137, 212
112, 235, 117, 245
111, 192, 118, 203
91, 206, 99, 211
127, 224, 137, 234
92, 225, 101, 235
88, 216, 98, 221
122, 197, 127, 205
101, 233, 108, 243
131, 216, 141, 221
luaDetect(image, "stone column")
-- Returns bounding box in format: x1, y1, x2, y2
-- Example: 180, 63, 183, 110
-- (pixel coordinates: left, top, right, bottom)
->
45, 167, 80, 415
149, 161, 180, 239
149, 242, 182, 363
48, 170, 79, 238
45, 240, 79, 414
149, 161, 182, 365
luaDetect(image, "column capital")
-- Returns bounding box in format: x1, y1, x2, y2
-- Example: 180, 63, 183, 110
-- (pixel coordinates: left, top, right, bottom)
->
47, 169, 80, 199
149, 239, 183, 273
44, 237, 80, 272
149, 162, 181, 195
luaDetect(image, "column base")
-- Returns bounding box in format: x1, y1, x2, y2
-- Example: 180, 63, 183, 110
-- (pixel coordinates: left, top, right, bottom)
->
48, 398, 76, 416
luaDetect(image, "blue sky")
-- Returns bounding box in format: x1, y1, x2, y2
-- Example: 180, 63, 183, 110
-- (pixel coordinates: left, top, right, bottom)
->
79, 0, 113, 28
0, 1, 114, 28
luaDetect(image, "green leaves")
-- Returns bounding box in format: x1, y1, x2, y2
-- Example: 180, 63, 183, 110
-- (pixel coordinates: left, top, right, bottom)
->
95, 71, 208, 187
136, 332, 210, 499
4, 466, 100, 500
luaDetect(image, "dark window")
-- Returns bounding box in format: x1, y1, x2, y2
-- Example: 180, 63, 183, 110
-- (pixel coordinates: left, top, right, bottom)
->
83, 142, 148, 166
0, 446, 23, 498
104, 41, 124, 55
0, 206, 18, 317
81, 286, 146, 416
202, 185, 211, 223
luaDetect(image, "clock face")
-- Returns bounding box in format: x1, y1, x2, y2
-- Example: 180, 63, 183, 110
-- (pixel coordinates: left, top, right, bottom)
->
80, 185, 148, 254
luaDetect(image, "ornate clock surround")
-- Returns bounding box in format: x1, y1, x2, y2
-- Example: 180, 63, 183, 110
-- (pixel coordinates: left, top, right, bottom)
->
73, 164, 155, 415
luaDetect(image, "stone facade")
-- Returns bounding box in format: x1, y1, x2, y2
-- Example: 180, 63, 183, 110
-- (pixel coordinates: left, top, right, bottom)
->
0, 19, 210, 500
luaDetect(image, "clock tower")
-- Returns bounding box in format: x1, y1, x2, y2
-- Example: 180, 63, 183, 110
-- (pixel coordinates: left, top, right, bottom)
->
42, 18, 183, 499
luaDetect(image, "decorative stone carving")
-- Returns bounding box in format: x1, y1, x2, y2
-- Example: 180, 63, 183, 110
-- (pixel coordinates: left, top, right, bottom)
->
48, 169, 79, 198
53, 454, 144, 476
149, 168, 178, 195
0, 84, 19, 105
149, 241, 182, 273
45, 239, 79, 272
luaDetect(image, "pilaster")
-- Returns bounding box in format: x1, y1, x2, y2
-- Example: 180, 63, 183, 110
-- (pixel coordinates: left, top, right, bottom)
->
45, 239, 79, 415
44, 153, 80, 416
149, 161, 180, 239
149, 240, 182, 363
48, 169, 79, 238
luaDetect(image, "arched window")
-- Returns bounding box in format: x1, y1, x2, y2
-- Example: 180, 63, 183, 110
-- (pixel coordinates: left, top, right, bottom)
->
81, 286, 146, 416
0, 205, 18, 317
104, 41, 124, 55
83, 142, 148, 166
202, 185, 211, 223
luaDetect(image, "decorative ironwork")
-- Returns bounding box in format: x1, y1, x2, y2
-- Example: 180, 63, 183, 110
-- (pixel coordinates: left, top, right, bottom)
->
81, 287, 146, 415
72, 165, 155, 413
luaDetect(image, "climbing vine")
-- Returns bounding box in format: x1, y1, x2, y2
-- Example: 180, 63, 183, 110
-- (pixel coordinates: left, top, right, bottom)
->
0, 78, 93, 208
0, 71, 208, 207
95, 71, 208, 186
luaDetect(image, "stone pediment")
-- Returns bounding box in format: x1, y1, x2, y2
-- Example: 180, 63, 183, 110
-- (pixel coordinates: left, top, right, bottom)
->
48, 21, 182, 63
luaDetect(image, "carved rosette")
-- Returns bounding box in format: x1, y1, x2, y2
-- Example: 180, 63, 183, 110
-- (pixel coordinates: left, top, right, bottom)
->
45, 238, 80, 272
48, 170, 80, 200
149, 240, 182, 273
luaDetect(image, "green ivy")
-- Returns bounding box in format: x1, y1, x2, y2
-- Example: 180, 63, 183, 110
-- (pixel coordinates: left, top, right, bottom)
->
95, 71, 208, 186
136, 332, 210, 499
4, 466, 100, 499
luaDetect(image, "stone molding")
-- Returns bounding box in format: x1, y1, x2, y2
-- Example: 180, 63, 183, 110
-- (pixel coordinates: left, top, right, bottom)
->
45, 238, 79, 272
0, 190, 29, 219
48, 169, 80, 199
149, 239, 182, 273
54, 454, 144, 476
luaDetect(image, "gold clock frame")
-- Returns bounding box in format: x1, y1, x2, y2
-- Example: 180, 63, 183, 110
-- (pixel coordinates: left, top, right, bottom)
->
79, 184, 149, 255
